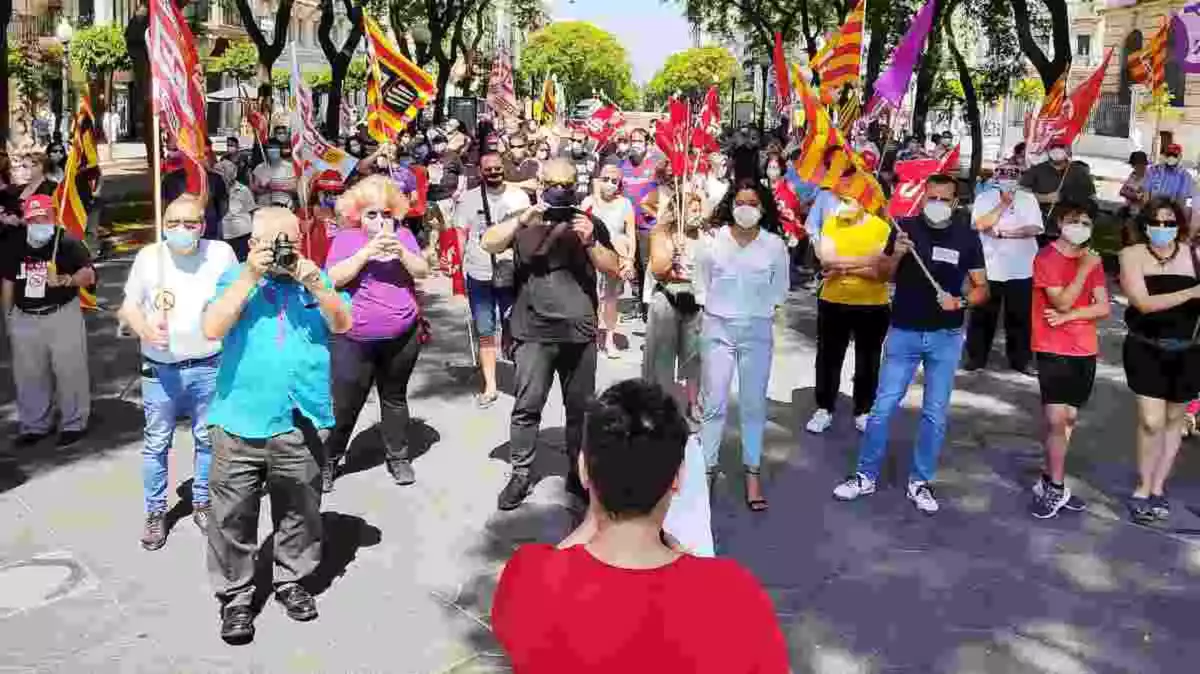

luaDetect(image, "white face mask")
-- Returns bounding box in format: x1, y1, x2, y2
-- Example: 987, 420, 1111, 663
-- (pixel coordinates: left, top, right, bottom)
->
766, 166, 782, 180
732, 204, 761, 229
1061, 223, 1092, 246
599, 180, 619, 197
923, 200, 953, 226
1049, 149, 1068, 162
996, 179, 1018, 193
1165, 156, 1181, 167
26, 223, 55, 247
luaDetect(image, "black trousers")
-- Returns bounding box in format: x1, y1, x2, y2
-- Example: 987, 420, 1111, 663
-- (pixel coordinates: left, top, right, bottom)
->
965, 277, 1033, 369
207, 412, 326, 607
633, 231, 651, 317
508, 341, 597, 484
814, 300, 891, 415
326, 326, 422, 465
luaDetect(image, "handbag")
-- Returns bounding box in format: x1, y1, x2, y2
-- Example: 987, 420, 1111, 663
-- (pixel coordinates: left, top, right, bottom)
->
480, 187, 515, 288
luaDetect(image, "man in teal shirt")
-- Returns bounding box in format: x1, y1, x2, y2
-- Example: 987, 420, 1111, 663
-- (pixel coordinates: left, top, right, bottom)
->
201, 207, 351, 645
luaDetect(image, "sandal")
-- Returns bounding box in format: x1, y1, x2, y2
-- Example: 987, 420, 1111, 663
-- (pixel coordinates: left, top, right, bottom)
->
475, 391, 500, 409
745, 467, 768, 512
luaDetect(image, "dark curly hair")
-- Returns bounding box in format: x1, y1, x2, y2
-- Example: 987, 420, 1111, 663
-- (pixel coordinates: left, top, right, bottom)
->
1133, 196, 1189, 245
712, 177, 783, 236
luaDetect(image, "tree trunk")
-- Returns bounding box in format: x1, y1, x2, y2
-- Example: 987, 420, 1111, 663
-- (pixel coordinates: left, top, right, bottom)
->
910, 5, 944, 138
1009, 0, 1071, 90
864, 1, 888, 100
234, 0, 296, 112
433, 57, 453, 123
125, 5, 153, 169
318, 0, 363, 139
0, 0, 11, 141
944, 0, 980, 181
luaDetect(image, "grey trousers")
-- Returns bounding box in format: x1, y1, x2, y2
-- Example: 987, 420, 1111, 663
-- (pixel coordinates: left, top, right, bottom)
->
8, 302, 90, 434
642, 290, 701, 393
206, 412, 327, 608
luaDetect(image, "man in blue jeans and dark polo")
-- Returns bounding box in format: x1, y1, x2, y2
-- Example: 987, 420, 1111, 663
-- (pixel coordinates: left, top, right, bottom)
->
833, 174, 988, 515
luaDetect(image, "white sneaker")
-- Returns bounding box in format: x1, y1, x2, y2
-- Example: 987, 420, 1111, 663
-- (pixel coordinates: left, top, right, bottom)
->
907, 481, 939, 515
806, 409, 834, 434
854, 414, 869, 433
833, 473, 877, 500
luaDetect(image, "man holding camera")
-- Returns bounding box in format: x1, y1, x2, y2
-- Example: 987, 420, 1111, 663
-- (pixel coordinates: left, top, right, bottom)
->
482, 159, 621, 511
201, 207, 352, 644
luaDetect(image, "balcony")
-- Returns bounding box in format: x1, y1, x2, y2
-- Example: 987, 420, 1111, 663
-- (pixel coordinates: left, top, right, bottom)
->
6, 12, 61, 44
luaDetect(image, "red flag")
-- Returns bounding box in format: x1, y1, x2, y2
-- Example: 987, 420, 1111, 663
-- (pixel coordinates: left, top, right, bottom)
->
773, 32, 792, 115
888, 145, 961, 217
691, 86, 721, 153
247, 107, 268, 145
575, 104, 626, 149
437, 228, 465, 296
149, 0, 207, 196
1028, 49, 1114, 154
653, 98, 690, 177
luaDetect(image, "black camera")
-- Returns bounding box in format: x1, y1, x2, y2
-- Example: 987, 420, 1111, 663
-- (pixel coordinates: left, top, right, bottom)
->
271, 233, 298, 271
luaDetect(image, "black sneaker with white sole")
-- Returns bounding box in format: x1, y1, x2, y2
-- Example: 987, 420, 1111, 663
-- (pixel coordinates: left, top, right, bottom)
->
1033, 476, 1086, 512
1031, 482, 1070, 519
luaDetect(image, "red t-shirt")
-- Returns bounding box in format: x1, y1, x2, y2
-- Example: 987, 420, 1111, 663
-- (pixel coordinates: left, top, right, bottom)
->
492, 544, 789, 674
1032, 244, 1107, 356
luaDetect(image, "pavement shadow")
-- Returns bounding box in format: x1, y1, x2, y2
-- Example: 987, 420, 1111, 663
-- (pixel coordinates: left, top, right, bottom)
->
164, 478, 197, 534
250, 511, 382, 611
487, 427, 569, 481
339, 418, 441, 476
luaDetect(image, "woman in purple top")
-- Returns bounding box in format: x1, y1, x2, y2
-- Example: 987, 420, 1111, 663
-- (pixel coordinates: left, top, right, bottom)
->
322, 175, 430, 491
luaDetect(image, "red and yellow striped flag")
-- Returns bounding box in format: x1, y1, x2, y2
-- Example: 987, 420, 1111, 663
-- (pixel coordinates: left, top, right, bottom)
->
54, 95, 99, 310
1128, 18, 1169, 94
792, 76, 886, 214
814, 0, 865, 100
364, 14, 436, 143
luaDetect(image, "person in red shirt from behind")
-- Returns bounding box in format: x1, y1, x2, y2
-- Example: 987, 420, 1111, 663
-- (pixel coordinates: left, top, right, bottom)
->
492, 379, 789, 674
1029, 201, 1110, 520
300, 171, 345, 268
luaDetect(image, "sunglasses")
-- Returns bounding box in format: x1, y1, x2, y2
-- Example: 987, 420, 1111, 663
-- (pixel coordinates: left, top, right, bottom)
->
598, 176, 620, 184
544, 181, 575, 189
510, 144, 527, 149
1150, 219, 1178, 227
363, 209, 393, 220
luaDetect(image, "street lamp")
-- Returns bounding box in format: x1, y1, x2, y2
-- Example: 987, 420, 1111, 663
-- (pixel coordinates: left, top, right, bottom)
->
55, 17, 74, 138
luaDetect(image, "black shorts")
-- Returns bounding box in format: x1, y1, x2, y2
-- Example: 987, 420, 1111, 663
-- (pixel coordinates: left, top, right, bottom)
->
1122, 337, 1200, 403
1036, 353, 1097, 408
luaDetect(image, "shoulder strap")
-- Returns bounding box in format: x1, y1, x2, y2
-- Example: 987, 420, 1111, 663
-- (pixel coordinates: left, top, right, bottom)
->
1190, 244, 1200, 343
479, 187, 495, 229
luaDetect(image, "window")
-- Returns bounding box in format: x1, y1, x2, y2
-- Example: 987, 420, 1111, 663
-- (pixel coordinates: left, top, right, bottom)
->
1076, 34, 1092, 60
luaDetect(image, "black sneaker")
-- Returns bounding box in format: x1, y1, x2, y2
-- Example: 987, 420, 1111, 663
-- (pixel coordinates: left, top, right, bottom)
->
1150, 494, 1171, 521
56, 429, 87, 448
14, 431, 50, 447
141, 511, 167, 551
1129, 496, 1156, 525
386, 458, 415, 486
320, 459, 336, 494
1033, 476, 1087, 512
193, 504, 211, 534
1031, 482, 1069, 519
275, 583, 318, 622
219, 605, 256, 645
497, 472, 533, 511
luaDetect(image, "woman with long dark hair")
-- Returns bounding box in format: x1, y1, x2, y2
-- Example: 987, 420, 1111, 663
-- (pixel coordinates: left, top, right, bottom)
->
1118, 197, 1200, 524
695, 179, 789, 511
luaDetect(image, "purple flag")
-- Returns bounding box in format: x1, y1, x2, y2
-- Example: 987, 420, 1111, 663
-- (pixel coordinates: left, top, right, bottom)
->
872, 0, 938, 108
1175, 4, 1200, 74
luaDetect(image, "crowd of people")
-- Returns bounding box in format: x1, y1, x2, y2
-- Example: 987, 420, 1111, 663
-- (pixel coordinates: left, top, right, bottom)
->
0, 110, 1197, 665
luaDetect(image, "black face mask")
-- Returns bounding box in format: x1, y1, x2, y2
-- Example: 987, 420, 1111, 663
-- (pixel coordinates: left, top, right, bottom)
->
542, 185, 577, 208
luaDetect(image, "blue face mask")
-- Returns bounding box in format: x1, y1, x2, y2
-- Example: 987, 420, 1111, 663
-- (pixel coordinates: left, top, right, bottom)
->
1147, 225, 1178, 248
26, 223, 55, 247
164, 227, 200, 252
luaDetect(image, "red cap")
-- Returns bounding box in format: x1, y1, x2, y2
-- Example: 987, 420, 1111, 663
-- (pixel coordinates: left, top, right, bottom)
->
23, 194, 54, 220
312, 170, 345, 193
1166, 143, 1183, 156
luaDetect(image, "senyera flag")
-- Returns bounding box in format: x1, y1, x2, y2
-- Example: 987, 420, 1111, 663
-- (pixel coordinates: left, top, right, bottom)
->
888, 145, 961, 218
53, 94, 100, 310
1027, 49, 1113, 154
148, 0, 207, 196
364, 13, 436, 142
791, 77, 887, 214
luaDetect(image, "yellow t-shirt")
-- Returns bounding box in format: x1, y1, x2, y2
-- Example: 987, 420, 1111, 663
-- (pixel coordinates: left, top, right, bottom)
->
819, 213, 891, 306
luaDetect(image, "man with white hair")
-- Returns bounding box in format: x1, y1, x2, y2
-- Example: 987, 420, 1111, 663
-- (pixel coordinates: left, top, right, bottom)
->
119, 195, 237, 550
201, 207, 351, 644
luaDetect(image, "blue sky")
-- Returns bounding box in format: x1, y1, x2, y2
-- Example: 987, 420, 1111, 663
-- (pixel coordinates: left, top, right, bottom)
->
548, 0, 693, 84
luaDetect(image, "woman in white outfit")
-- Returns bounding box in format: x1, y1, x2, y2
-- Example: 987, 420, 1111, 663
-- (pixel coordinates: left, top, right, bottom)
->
695, 180, 790, 512
580, 162, 637, 356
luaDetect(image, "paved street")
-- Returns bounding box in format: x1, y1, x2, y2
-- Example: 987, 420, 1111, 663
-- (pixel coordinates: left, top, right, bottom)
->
2, 260, 1200, 673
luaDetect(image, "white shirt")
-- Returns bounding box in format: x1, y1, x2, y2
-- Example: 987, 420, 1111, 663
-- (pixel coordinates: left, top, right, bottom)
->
222, 182, 256, 240
122, 240, 238, 362
695, 226, 790, 319
454, 184, 531, 281
971, 188, 1043, 281
582, 194, 633, 249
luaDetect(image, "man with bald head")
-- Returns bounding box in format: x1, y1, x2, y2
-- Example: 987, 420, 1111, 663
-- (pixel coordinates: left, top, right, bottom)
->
482, 158, 620, 511
120, 195, 237, 551
201, 207, 351, 644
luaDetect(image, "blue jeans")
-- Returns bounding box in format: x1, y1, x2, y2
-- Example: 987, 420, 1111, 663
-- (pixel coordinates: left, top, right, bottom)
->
856, 328, 963, 484
699, 315, 774, 470
465, 275, 514, 338
141, 356, 220, 513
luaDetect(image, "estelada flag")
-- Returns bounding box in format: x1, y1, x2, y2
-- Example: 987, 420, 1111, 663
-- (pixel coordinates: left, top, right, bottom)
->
487, 48, 519, 120
364, 13, 436, 142
1028, 49, 1113, 154
791, 77, 886, 213
816, 0, 865, 101
53, 94, 100, 310
888, 145, 961, 218
1128, 18, 1170, 92
149, 0, 207, 196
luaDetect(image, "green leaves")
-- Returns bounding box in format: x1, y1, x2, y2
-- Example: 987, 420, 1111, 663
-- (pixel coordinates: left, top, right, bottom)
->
518, 21, 637, 108
345, 56, 368, 94
207, 39, 259, 82
68, 24, 132, 76
646, 45, 739, 104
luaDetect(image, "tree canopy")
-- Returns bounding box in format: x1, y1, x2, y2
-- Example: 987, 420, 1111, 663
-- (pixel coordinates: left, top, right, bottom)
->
69, 24, 132, 77
207, 39, 258, 83
518, 21, 637, 108
646, 45, 739, 104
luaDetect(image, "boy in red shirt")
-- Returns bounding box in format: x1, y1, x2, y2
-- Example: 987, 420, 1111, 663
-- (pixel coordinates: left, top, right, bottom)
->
1030, 201, 1111, 518
492, 380, 788, 674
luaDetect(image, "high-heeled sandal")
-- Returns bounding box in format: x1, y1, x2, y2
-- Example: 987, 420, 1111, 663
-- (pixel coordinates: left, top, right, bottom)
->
744, 467, 768, 512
